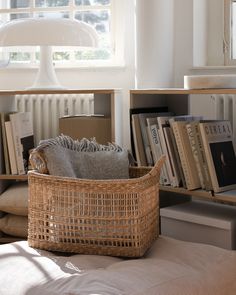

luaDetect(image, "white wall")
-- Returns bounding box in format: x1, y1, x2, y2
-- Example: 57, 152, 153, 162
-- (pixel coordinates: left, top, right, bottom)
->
135, 0, 174, 88
193, 0, 208, 67
207, 0, 224, 66
172, 0, 194, 87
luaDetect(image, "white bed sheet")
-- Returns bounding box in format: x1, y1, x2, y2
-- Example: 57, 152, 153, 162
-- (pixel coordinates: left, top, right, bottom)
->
0, 236, 236, 295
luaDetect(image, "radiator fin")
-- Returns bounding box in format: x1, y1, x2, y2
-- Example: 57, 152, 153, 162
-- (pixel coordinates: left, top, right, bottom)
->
15, 94, 94, 145
211, 94, 236, 144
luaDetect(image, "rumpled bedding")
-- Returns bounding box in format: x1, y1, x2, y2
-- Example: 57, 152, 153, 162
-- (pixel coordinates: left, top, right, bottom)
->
0, 236, 236, 295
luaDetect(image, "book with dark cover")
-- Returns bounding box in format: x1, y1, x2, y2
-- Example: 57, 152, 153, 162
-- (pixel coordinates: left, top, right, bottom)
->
199, 120, 236, 193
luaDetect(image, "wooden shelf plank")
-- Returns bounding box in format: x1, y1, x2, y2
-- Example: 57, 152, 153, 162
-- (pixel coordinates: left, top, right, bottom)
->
160, 185, 213, 198
0, 89, 119, 96
0, 174, 28, 180
160, 185, 236, 204
130, 88, 236, 95
214, 190, 236, 204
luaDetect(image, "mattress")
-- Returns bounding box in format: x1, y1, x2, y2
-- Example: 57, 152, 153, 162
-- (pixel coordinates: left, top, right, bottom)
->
0, 236, 236, 295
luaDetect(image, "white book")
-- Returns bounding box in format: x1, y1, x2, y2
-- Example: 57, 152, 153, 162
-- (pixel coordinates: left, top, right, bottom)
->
138, 112, 174, 167
146, 118, 170, 185
157, 116, 178, 187
138, 113, 155, 166
163, 125, 182, 187
5, 121, 17, 175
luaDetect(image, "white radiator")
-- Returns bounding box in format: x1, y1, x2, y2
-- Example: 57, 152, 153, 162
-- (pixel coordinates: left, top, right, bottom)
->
211, 94, 236, 144
190, 94, 236, 145
15, 93, 94, 145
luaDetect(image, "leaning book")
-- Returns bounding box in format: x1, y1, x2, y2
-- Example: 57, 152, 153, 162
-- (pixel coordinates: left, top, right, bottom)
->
5, 121, 18, 175
199, 120, 236, 193
9, 112, 34, 175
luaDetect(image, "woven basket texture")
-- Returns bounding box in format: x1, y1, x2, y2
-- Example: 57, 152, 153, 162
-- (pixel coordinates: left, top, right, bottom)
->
28, 155, 165, 257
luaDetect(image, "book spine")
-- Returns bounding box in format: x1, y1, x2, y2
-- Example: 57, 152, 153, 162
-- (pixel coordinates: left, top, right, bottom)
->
157, 117, 175, 186
168, 127, 186, 188
138, 116, 153, 166
5, 121, 18, 175
171, 122, 201, 190
10, 114, 25, 175
163, 126, 181, 187
0, 114, 5, 176
1, 113, 10, 174
131, 114, 147, 166
186, 123, 205, 189
147, 124, 170, 185
147, 124, 159, 162
194, 124, 213, 191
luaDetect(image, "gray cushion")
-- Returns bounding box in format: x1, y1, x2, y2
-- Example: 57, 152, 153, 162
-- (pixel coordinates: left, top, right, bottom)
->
0, 182, 28, 216
0, 214, 28, 238
44, 145, 129, 179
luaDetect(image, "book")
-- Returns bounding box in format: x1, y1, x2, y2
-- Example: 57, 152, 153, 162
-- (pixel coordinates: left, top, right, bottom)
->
199, 120, 236, 193
131, 114, 147, 166
129, 106, 168, 162
186, 121, 205, 189
0, 112, 16, 175
5, 121, 17, 175
146, 118, 162, 162
163, 123, 183, 187
138, 113, 156, 166
157, 116, 181, 187
138, 112, 173, 166
9, 112, 34, 175
170, 119, 202, 190
186, 121, 212, 190
146, 117, 170, 185
0, 113, 9, 195
167, 123, 187, 188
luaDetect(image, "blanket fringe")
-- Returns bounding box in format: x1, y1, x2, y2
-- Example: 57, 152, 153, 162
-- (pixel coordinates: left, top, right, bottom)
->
35, 134, 123, 153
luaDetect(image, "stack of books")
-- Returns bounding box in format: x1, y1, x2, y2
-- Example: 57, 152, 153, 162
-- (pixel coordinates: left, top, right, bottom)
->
1, 112, 34, 175
131, 109, 236, 193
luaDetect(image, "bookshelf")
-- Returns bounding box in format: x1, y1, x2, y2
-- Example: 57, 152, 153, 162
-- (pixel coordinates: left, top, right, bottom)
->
130, 88, 236, 205
0, 88, 121, 244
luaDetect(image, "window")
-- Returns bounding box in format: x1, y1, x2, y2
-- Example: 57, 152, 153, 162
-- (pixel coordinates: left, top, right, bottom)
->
0, 0, 121, 67
224, 0, 236, 65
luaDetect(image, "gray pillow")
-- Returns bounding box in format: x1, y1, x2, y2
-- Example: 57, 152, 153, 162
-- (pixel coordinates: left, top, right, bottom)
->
44, 145, 129, 179
0, 182, 28, 216
0, 214, 28, 238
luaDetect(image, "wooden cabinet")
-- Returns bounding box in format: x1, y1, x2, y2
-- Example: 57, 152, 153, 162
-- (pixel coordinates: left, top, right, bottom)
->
130, 88, 236, 205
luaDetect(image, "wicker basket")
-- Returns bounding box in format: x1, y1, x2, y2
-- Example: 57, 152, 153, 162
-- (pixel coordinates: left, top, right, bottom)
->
28, 156, 165, 257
